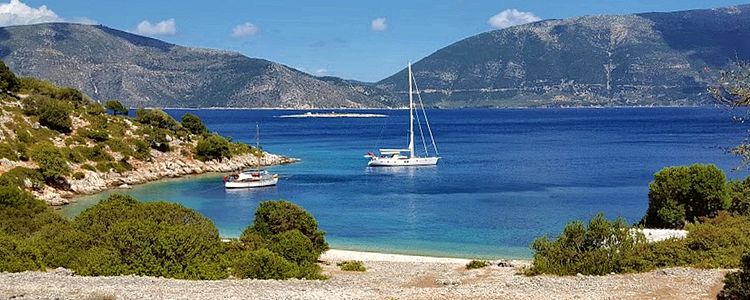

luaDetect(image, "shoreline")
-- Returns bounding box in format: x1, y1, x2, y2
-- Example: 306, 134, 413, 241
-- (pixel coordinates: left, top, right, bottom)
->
40, 151, 298, 206
321, 249, 520, 264
148, 105, 715, 110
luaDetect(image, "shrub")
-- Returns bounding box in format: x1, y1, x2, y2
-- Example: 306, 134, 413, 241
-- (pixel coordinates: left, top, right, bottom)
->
338, 260, 366, 272
21, 94, 53, 116
268, 230, 317, 265
144, 128, 171, 152
55, 87, 88, 108
466, 260, 489, 270
29, 142, 70, 182
643, 164, 729, 229
728, 177, 750, 216
0, 185, 65, 237
181, 113, 208, 135
195, 134, 230, 161
230, 248, 296, 279
528, 213, 650, 276
0, 167, 44, 190
28, 223, 92, 269
72, 195, 226, 279
719, 253, 750, 300
0, 233, 39, 272
0, 59, 19, 94
72, 172, 85, 180
0, 142, 16, 161
83, 129, 109, 142
19, 77, 58, 97
247, 200, 329, 255
38, 100, 73, 134
105, 100, 128, 116
135, 108, 178, 130
239, 230, 268, 251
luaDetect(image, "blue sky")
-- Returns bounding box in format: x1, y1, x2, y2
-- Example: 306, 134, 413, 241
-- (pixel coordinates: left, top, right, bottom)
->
8, 0, 750, 81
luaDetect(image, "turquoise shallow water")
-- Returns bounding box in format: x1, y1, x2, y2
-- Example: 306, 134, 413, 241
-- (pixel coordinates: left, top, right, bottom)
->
61, 108, 749, 259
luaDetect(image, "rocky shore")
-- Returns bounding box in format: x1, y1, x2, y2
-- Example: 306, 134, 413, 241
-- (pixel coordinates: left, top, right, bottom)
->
0, 250, 727, 300
36, 151, 297, 205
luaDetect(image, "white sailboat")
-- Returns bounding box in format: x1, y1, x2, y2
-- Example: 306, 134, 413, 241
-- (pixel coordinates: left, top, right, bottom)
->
224, 124, 279, 188
365, 62, 440, 167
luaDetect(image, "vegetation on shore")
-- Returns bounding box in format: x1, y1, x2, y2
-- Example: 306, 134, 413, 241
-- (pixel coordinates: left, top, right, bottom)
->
0, 60, 258, 202
338, 260, 366, 272
0, 190, 328, 280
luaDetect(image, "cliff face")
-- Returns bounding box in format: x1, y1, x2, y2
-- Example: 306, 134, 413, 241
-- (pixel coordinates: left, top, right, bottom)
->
0, 23, 398, 108
377, 5, 750, 107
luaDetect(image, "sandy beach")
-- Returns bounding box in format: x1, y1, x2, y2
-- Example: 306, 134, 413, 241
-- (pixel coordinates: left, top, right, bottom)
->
0, 249, 727, 300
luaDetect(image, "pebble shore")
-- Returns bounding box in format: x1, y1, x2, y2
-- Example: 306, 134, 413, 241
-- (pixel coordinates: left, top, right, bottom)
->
0, 250, 728, 300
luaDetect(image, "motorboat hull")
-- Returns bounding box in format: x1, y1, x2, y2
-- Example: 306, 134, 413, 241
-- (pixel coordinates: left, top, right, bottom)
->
368, 156, 440, 167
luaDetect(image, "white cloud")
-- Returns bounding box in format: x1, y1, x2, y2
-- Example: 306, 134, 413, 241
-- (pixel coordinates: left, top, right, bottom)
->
314, 68, 328, 76
371, 17, 387, 31
135, 18, 176, 36
0, 0, 61, 26
487, 9, 540, 29
231, 22, 259, 38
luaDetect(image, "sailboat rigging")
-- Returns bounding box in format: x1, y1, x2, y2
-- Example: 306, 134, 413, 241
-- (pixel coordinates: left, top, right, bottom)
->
365, 62, 440, 167
223, 123, 279, 188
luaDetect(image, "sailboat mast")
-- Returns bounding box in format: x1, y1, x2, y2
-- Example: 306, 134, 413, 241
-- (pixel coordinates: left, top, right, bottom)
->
408, 62, 415, 158
256, 123, 260, 169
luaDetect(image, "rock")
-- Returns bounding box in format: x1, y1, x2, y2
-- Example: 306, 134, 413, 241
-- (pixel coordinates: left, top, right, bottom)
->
118, 184, 132, 189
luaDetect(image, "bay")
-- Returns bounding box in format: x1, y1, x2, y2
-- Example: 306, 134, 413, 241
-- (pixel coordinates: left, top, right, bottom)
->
61, 108, 749, 259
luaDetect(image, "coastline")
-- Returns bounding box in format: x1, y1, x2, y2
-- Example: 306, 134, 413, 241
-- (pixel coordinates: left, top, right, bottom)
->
37, 151, 297, 206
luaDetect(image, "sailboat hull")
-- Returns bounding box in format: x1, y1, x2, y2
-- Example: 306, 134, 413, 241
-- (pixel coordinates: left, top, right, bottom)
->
368, 157, 440, 167
224, 177, 278, 188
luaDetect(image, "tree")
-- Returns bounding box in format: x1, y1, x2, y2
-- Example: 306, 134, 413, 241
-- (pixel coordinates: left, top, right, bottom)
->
0, 60, 19, 94
181, 113, 208, 135
710, 62, 750, 167
643, 164, 729, 228
29, 142, 70, 182
245, 200, 328, 254
105, 100, 128, 116
195, 134, 230, 161
135, 108, 178, 130
38, 100, 73, 134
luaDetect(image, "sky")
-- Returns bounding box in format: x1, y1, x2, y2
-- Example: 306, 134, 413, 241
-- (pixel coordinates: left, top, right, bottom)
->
4, 0, 750, 82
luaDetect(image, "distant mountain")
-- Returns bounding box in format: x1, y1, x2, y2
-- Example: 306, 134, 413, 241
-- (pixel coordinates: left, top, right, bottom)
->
378, 5, 750, 107
0, 23, 398, 108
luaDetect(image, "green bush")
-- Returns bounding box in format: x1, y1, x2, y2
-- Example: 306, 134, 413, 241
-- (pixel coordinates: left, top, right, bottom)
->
528, 213, 650, 276
338, 260, 366, 272
72, 172, 85, 180
0, 167, 44, 190
643, 164, 729, 229
0, 233, 39, 272
38, 100, 73, 134
83, 129, 109, 142
29, 142, 70, 182
268, 230, 317, 265
247, 200, 329, 255
19, 77, 58, 97
131, 139, 152, 160
728, 177, 750, 216
0, 185, 65, 237
230, 248, 296, 279
195, 134, 230, 161
466, 260, 489, 270
0, 59, 19, 94
28, 223, 92, 269
181, 113, 208, 135
0, 142, 16, 161
105, 100, 128, 116
719, 253, 750, 300
55, 87, 88, 108
72, 195, 226, 279
135, 108, 178, 130
21, 94, 53, 116
239, 230, 268, 251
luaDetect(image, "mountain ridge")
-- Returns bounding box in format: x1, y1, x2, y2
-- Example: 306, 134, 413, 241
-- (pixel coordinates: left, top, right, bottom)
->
0, 23, 398, 108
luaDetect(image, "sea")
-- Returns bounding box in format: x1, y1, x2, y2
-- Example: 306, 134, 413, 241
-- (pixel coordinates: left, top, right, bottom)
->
60, 107, 750, 259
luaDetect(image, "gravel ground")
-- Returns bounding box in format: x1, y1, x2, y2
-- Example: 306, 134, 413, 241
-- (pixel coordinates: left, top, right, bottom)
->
0, 260, 728, 300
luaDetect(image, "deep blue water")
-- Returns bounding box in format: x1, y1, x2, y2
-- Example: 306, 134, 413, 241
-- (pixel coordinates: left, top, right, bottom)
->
61, 108, 749, 259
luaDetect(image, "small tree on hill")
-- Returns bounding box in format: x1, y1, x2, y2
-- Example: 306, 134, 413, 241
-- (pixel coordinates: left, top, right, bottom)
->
105, 100, 128, 116
0, 60, 19, 95
181, 113, 208, 135
195, 134, 230, 161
